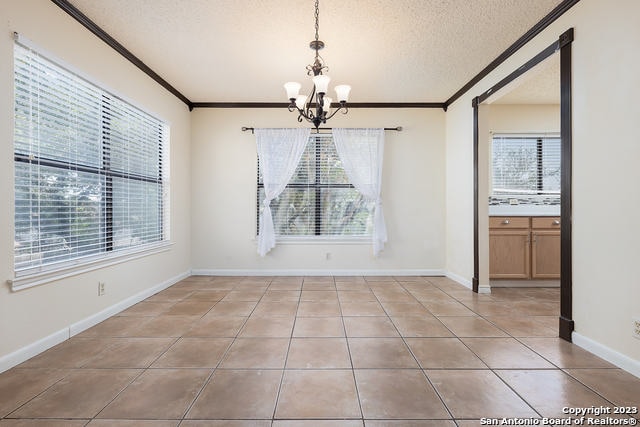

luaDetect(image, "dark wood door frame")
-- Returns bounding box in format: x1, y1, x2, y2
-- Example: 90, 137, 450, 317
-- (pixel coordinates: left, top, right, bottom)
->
472, 28, 574, 341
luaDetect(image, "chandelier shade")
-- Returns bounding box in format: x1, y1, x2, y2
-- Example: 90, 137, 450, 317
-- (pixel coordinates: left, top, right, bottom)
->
284, 82, 302, 100
284, 0, 350, 128
334, 85, 352, 103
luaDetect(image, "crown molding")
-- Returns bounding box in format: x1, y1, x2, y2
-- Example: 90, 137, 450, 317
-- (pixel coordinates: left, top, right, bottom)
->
51, 0, 580, 111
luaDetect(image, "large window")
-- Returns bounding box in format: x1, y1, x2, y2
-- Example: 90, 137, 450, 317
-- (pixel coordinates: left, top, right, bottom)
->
491, 134, 560, 195
13, 41, 168, 278
257, 134, 374, 238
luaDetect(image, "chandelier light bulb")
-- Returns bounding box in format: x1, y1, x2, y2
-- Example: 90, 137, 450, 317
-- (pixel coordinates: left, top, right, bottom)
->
323, 96, 333, 114
334, 85, 351, 103
284, 82, 301, 100
312, 74, 331, 94
295, 95, 308, 110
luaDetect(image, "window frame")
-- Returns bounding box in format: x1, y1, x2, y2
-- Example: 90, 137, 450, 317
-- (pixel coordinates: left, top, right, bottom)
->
10, 36, 171, 291
490, 133, 561, 197
256, 133, 373, 241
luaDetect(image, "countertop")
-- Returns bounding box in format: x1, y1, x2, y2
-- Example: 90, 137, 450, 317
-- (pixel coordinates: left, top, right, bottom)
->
488, 205, 560, 217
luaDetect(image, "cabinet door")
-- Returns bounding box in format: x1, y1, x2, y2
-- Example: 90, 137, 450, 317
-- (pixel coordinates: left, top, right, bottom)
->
489, 230, 530, 279
531, 230, 561, 279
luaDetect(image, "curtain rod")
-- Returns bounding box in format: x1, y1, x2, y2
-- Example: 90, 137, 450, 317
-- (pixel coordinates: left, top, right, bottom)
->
241, 126, 402, 134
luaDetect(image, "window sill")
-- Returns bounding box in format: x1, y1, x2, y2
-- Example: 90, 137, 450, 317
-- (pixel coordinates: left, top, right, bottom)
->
8, 241, 173, 292
274, 236, 372, 245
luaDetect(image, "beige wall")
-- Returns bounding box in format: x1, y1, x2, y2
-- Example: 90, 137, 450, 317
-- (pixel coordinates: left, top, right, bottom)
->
0, 1, 192, 365
487, 104, 560, 134
446, 0, 640, 367
190, 108, 446, 274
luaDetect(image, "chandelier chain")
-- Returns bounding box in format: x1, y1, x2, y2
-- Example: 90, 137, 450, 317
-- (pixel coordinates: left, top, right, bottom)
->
314, 0, 320, 43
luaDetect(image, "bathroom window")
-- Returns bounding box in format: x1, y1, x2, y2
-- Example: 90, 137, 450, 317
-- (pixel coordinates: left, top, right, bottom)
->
491, 134, 560, 195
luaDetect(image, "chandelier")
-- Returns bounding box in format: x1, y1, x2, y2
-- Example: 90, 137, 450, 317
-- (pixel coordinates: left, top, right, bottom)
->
284, 0, 351, 129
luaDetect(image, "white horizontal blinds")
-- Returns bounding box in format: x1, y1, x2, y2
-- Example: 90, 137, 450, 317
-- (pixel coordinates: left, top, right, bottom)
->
541, 136, 561, 192
107, 97, 164, 250
14, 43, 105, 271
491, 134, 561, 195
13, 42, 166, 274
258, 134, 373, 237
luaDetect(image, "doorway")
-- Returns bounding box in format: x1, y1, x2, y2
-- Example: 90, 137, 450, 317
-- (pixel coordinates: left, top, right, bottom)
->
472, 29, 574, 341
486, 56, 561, 287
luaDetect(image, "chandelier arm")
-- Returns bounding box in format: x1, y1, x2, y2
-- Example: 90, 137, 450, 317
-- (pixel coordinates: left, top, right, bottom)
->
306, 85, 317, 117
323, 105, 346, 121
294, 105, 315, 124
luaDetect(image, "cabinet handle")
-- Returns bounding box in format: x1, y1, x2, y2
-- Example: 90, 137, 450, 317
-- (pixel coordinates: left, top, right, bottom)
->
553, 220, 560, 225
502, 219, 510, 225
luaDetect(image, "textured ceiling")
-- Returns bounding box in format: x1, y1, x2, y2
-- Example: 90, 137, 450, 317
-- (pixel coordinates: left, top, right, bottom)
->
66, 0, 563, 103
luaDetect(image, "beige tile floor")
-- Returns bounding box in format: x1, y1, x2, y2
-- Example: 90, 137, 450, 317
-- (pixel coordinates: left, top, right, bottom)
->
1, 276, 639, 426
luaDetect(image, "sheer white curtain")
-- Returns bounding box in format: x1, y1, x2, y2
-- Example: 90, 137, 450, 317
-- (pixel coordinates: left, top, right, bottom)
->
255, 128, 311, 256
333, 128, 387, 256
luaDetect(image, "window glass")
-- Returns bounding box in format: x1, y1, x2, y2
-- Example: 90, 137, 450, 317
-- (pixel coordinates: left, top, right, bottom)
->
491, 135, 560, 195
257, 134, 373, 238
13, 42, 168, 275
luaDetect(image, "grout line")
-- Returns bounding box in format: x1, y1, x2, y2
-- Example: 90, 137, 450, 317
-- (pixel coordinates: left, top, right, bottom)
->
339, 276, 366, 423
270, 276, 302, 421
388, 278, 457, 422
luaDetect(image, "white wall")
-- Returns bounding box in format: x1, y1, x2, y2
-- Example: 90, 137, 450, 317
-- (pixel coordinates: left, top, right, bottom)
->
190, 108, 446, 275
0, 0, 192, 368
446, 0, 640, 369
487, 104, 560, 133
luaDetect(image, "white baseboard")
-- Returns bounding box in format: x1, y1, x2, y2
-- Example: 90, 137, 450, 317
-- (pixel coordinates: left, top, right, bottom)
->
572, 332, 640, 379
444, 271, 472, 289
478, 285, 492, 294
69, 270, 191, 336
0, 269, 191, 374
0, 329, 69, 374
191, 268, 444, 277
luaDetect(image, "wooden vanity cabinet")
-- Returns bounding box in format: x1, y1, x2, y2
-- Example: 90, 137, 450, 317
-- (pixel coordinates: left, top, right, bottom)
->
489, 216, 560, 280
531, 217, 561, 279
489, 217, 531, 279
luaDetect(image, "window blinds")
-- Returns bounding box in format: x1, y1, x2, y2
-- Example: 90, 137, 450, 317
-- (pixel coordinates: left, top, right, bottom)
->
258, 134, 374, 237
13, 41, 168, 275
491, 134, 561, 195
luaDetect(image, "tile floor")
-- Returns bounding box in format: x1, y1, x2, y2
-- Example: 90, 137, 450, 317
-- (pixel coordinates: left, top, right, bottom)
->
1, 276, 639, 426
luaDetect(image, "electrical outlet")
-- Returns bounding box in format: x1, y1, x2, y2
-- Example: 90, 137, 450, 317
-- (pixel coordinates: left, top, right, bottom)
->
98, 282, 106, 296
633, 317, 640, 340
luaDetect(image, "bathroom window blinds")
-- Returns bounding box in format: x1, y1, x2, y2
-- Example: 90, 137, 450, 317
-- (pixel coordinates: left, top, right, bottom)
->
491, 134, 561, 195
